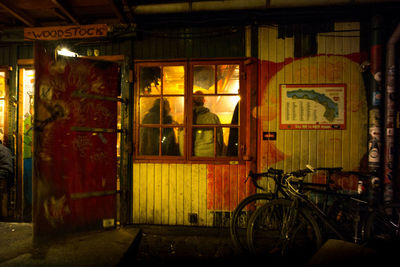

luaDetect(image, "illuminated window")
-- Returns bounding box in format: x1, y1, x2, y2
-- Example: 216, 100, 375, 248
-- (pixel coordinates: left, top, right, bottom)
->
135, 61, 243, 161
0, 69, 9, 144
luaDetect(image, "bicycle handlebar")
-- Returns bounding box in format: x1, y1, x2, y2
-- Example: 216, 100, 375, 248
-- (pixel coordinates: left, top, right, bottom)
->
247, 166, 314, 190
287, 166, 314, 178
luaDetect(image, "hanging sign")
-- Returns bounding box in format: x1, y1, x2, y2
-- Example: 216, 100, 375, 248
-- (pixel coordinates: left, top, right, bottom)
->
280, 84, 346, 130
24, 24, 108, 40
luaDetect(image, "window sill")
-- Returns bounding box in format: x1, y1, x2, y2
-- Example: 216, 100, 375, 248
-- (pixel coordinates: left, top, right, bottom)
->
133, 158, 244, 165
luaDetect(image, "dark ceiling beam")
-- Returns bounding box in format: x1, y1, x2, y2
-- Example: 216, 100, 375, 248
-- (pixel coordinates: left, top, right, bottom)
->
51, 0, 79, 25
51, 8, 69, 22
0, 2, 36, 27
122, 0, 135, 24
107, 0, 126, 23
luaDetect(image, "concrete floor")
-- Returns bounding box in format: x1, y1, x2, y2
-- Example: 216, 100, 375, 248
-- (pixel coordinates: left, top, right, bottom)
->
0, 222, 140, 267
1, 222, 399, 266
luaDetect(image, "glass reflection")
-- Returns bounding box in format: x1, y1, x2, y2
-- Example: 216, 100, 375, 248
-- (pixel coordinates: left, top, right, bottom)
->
139, 127, 160, 155
140, 97, 160, 124
140, 66, 161, 95
193, 65, 215, 94
163, 66, 184, 95
217, 65, 239, 94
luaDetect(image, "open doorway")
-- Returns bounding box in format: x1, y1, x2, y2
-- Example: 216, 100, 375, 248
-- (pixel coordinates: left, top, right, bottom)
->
17, 66, 35, 221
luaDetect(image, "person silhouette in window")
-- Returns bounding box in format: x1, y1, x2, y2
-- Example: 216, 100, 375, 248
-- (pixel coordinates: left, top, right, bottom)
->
140, 98, 179, 156
227, 103, 239, 156
192, 91, 223, 157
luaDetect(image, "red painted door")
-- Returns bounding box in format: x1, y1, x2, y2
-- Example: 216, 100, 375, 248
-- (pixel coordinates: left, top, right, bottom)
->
33, 44, 119, 238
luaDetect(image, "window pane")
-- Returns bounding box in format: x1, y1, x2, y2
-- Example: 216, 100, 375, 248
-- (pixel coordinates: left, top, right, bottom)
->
225, 127, 238, 157
0, 72, 5, 98
164, 96, 184, 124
177, 127, 185, 156
217, 65, 240, 94
0, 100, 3, 142
139, 127, 160, 155
193, 95, 239, 125
161, 127, 180, 156
140, 66, 161, 95
140, 97, 160, 124
163, 66, 184, 95
192, 127, 215, 157
192, 127, 223, 157
193, 65, 215, 94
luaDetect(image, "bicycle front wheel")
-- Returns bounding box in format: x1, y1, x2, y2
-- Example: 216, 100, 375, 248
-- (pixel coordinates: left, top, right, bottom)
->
364, 202, 400, 243
247, 199, 322, 262
230, 193, 274, 252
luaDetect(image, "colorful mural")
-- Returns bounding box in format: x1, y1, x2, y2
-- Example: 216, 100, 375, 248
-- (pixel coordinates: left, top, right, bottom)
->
258, 23, 367, 181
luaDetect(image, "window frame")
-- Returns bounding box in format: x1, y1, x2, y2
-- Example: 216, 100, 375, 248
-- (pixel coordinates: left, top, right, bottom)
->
0, 66, 10, 146
134, 59, 246, 163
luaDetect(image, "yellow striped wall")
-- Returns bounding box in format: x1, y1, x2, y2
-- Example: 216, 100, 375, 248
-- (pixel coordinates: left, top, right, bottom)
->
132, 163, 253, 226
257, 22, 367, 179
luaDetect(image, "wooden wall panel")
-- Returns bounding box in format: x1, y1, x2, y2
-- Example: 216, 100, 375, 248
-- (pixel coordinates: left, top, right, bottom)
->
132, 163, 251, 226
258, 22, 367, 187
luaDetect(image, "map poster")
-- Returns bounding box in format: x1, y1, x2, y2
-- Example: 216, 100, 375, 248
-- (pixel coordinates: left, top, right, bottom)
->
279, 84, 346, 130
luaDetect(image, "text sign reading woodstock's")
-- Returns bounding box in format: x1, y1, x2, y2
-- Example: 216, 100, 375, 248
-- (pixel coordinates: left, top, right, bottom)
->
24, 24, 108, 40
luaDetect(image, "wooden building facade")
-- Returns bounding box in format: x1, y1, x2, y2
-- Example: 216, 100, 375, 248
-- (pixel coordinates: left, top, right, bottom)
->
0, 6, 398, 232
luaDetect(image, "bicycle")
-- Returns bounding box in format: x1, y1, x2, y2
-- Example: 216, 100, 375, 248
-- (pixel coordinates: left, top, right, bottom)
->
230, 165, 341, 252
245, 166, 394, 262
364, 201, 400, 243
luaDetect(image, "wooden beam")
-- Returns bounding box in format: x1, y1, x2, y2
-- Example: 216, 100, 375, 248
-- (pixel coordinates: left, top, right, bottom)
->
107, 0, 126, 23
51, 0, 79, 25
0, 2, 35, 27
122, 0, 135, 24
51, 8, 69, 22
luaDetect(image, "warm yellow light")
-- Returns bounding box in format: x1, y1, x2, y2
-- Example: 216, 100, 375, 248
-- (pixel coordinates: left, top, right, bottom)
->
57, 48, 78, 57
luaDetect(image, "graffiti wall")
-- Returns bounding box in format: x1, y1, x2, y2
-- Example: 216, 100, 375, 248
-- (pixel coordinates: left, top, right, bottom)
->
33, 45, 119, 237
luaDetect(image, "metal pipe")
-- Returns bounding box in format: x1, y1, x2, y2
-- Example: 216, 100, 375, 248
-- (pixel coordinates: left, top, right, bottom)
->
383, 23, 400, 203
132, 0, 399, 15
366, 15, 383, 205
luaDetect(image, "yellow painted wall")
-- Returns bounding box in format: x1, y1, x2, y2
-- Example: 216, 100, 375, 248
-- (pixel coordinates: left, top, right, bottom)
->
258, 22, 367, 179
133, 163, 211, 226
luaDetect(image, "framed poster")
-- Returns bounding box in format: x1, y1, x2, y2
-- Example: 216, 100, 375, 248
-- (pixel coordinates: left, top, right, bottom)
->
279, 84, 346, 130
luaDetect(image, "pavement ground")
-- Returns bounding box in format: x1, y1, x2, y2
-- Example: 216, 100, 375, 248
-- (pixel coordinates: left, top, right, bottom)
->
1, 222, 400, 266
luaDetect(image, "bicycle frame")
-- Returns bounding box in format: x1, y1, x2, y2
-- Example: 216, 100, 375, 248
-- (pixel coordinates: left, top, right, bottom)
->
286, 177, 370, 243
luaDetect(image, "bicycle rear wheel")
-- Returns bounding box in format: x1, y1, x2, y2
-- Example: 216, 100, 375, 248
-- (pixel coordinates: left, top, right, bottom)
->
364, 202, 400, 243
247, 199, 322, 262
230, 193, 274, 252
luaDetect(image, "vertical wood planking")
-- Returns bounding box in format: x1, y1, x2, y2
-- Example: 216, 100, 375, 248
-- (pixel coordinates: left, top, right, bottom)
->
183, 164, 192, 225
139, 163, 147, 223
176, 163, 184, 225
154, 163, 162, 224
229, 165, 238, 212
191, 164, 199, 221
317, 32, 327, 168
132, 163, 140, 224
147, 163, 155, 224
206, 164, 215, 226
214, 165, 223, 212
238, 164, 247, 202
132, 163, 252, 226
341, 23, 353, 171
257, 22, 365, 179
198, 164, 207, 225
169, 163, 177, 225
